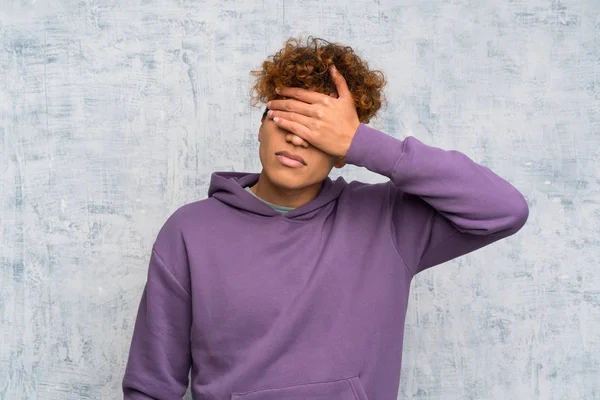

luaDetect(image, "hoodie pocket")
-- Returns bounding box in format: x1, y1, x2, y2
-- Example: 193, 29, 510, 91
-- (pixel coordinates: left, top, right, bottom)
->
231, 376, 368, 400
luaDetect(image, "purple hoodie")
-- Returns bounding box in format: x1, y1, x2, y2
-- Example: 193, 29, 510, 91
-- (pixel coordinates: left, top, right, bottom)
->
122, 124, 528, 399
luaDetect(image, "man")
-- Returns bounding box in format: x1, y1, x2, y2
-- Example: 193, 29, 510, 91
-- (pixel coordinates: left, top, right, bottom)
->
123, 37, 528, 399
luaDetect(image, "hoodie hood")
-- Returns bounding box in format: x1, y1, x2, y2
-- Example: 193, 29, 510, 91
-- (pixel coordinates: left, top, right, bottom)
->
208, 171, 347, 220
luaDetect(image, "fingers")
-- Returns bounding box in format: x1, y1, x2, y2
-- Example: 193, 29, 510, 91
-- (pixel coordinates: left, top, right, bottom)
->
286, 133, 310, 148
268, 98, 316, 118
270, 115, 313, 143
274, 87, 324, 105
268, 109, 314, 128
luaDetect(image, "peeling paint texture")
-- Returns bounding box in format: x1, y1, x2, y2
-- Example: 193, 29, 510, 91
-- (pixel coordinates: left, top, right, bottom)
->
1, 1, 599, 399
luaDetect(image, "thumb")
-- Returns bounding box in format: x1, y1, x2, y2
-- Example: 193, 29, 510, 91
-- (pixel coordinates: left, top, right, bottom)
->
330, 65, 352, 100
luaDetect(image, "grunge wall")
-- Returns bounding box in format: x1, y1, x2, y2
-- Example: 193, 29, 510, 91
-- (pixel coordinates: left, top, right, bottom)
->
1, 0, 599, 399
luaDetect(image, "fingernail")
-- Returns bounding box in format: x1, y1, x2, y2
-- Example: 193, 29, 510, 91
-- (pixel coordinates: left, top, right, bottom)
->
267, 110, 273, 117
267, 101, 271, 108
275, 87, 280, 93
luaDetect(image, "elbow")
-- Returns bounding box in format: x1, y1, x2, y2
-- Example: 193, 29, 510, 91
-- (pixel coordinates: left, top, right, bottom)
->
505, 193, 529, 234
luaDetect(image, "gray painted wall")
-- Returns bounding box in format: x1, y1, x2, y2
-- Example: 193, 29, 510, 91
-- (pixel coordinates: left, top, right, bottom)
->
1, 0, 598, 399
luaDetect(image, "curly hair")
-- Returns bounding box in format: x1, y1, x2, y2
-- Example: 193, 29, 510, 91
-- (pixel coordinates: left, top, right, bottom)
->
250, 36, 386, 124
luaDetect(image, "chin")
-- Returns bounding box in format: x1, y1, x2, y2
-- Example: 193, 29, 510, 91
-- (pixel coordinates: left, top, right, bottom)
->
265, 167, 318, 191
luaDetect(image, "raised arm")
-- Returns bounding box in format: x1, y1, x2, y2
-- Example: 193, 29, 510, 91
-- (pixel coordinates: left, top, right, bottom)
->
345, 124, 529, 276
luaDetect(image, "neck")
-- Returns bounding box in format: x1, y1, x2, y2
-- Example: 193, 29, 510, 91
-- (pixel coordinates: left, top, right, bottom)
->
250, 171, 322, 208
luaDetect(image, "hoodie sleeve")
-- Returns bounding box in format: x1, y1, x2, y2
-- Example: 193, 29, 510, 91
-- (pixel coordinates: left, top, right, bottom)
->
345, 123, 529, 276
122, 218, 192, 399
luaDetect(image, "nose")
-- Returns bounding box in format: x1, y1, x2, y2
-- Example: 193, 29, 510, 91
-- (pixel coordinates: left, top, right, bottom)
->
286, 133, 309, 148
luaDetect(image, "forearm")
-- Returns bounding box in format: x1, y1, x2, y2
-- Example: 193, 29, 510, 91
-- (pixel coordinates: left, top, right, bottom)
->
345, 124, 529, 234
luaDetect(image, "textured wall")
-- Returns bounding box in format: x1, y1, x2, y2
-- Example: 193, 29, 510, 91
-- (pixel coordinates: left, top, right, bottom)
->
1, 0, 598, 399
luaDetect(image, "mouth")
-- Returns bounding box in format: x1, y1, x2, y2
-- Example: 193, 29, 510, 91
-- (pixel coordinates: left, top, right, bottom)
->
275, 151, 306, 168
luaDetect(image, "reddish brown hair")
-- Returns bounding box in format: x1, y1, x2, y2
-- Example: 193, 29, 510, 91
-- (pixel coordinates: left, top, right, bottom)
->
250, 36, 387, 124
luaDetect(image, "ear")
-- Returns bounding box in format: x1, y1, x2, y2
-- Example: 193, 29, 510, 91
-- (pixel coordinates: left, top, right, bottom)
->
333, 156, 346, 169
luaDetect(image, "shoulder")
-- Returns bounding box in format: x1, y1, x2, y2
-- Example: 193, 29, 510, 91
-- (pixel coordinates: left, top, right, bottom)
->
164, 197, 220, 227
152, 197, 221, 260
337, 179, 397, 218
341, 178, 395, 203
342, 178, 429, 214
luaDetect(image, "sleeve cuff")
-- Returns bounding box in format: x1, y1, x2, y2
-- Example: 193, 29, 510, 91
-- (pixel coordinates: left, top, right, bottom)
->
345, 123, 406, 179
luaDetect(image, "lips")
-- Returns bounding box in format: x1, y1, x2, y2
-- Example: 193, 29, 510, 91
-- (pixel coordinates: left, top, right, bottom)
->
275, 151, 306, 165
